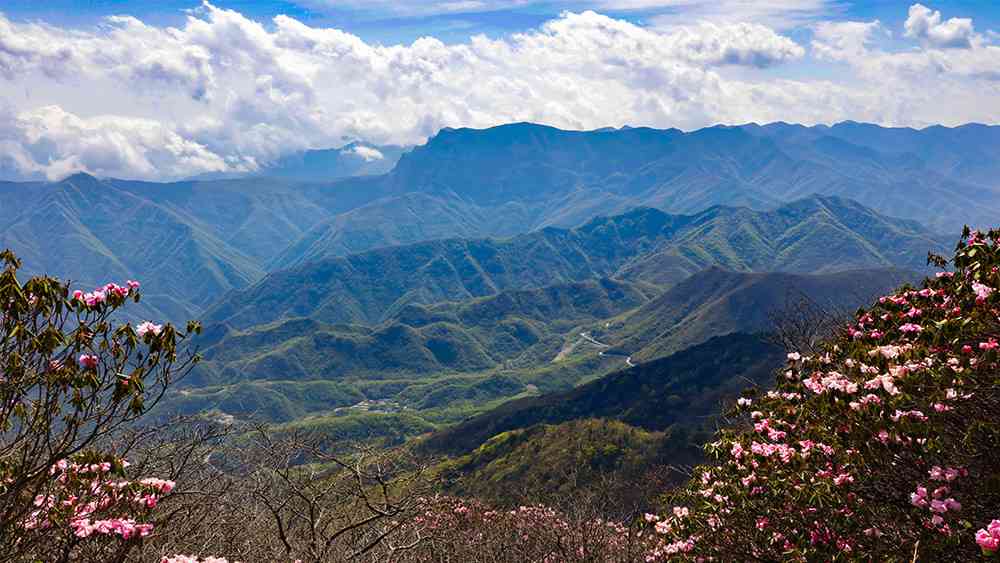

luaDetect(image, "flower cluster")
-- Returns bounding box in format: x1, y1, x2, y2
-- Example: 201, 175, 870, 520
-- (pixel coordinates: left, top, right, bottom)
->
644, 228, 1000, 560
162, 557, 234, 563
19, 454, 174, 542
978, 520, 1000, 555
136, 321, 163, 337
406, 496, 654, 561
71, 280, 140, 309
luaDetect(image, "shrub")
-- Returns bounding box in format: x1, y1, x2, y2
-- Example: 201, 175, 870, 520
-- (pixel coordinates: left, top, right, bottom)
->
0, 250, 200, 561
646, 228, 1000, 560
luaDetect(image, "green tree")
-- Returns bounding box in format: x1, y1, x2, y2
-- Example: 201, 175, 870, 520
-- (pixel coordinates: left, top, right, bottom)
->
0, 250, 200, 562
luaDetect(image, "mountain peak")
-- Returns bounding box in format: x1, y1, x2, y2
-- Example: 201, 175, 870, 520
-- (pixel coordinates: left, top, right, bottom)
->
58, 171, 100, 184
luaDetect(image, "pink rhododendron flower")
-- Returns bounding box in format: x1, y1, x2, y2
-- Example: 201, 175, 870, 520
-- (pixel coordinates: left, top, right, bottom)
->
972, 282, 994, 304
976, 520, 1000, 554
136, 321, 163, 337
78, 354, 98, 370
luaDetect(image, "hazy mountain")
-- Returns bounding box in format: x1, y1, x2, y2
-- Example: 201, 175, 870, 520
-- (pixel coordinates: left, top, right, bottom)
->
268, 121, 995, 269
186, 143, 409, 182
0, 173, 264, 320
742, 121, 1000, 190
598, 267, 920, 362
0, 120, 988, 323
204, 196, 943, 330
309, 121, 999, 236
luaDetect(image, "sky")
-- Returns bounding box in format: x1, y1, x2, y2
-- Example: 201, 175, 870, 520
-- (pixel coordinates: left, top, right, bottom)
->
1, 0, 999, 181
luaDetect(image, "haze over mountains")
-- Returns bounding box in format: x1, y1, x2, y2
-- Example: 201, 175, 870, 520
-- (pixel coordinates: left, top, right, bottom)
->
0, 120, 991, 322
0, 119, 987, 433
205, 197, 939, 330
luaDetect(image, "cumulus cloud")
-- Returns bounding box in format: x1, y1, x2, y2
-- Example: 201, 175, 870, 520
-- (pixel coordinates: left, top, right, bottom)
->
0, 1, 997, 181
904, 3, 976, 49
812, 20, 887, 62
345, 145, 385, 161
658, 22, 804, 67
2, 105, 242, 181
0, 4, 815, 180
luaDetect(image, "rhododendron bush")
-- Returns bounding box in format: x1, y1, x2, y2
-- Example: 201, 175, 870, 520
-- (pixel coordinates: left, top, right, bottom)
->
0, 250, 200, 561
648, 228, 1000, 561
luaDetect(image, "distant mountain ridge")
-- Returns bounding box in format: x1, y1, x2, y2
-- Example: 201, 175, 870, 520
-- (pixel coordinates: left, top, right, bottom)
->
178, 264, 911, 425
204, 196, 943, 330
598, 267, 920, 361
0, 120, 989, 321
363, 121, 1000, 233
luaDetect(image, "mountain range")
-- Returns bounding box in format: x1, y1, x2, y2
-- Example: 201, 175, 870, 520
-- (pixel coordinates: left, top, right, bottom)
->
0, 120, 992, 323
159, 265, 915, 438
0, 119, 982, 512
203, 196, 941, 330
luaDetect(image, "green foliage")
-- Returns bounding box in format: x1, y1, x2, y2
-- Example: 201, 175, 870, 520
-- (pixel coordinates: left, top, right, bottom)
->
435, 419, 676, 507
421, 333, 784, 456
0, 249, 199, 559
276, 411, 436, 449
205, 197, 942, 330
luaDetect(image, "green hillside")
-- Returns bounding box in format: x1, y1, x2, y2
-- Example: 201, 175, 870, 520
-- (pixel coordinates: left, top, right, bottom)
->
597, 266, 920, 361
205, 196, 942, 330
422, 333, 784, 456
434, 418, 688, 509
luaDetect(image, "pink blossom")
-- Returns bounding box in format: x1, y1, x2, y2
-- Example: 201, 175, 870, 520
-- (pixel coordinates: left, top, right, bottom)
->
78, 354, 98, 370
730, 443, 745, 459
899, 323, 923, 334
972, 282, 994, 303
977, 528, 1000, 553
833, 473, 854, 486
136, 321, 163, 338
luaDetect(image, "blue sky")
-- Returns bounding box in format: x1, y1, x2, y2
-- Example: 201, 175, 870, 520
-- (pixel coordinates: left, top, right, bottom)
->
1, 1, 999, 180
4, 1, 998, 44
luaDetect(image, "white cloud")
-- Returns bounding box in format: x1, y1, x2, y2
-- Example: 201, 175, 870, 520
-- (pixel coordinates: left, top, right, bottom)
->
345, 145, 385, 161
904, 3, 976, 49
812, 20, 887, 62
0, 2, 997, 181
2, 105, 242, 181
658, 22, 804, 67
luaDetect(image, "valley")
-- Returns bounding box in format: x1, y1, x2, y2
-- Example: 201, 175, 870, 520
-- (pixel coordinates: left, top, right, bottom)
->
0, 120, 990, 523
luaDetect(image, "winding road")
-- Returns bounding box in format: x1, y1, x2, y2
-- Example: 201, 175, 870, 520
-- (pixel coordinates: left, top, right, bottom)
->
581, 332, 635, 368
